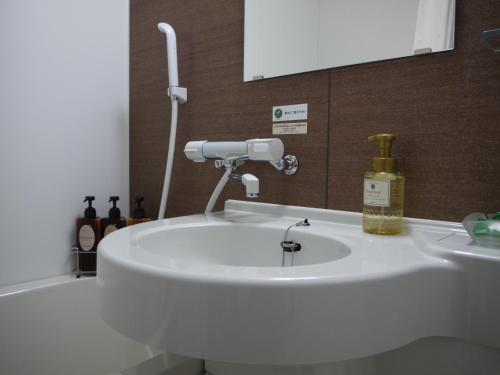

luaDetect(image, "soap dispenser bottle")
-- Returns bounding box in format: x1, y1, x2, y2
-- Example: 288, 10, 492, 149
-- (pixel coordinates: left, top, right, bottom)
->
76, 196, 101, 272
363, 134, 405, 235
126, 196, 152, 226
102, 196, 126, 237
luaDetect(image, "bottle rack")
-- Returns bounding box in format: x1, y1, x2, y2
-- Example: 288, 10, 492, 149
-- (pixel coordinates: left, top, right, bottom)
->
71, 245, 97, 278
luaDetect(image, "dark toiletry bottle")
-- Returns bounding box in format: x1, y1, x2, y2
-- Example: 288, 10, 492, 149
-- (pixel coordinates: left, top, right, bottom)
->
126, 196, 152, 226
76, 196, 101, 272
102, 196, 126, 237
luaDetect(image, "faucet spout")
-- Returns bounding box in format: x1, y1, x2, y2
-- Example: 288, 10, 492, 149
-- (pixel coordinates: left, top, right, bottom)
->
241, 174, 259, 198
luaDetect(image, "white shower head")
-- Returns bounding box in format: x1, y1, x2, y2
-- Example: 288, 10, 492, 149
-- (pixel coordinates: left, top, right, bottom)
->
156, 22, 187, 220
157, 22, 179, 88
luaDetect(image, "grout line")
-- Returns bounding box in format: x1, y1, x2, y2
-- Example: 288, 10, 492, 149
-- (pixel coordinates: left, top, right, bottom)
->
325, 69, 332, 209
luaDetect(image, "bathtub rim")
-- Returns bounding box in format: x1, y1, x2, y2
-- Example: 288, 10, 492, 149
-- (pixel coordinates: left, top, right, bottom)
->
0, 274, 87, 298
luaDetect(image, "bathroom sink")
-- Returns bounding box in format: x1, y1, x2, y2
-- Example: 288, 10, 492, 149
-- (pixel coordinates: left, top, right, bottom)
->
98, 200, 500, 366
135, 224, 349, 267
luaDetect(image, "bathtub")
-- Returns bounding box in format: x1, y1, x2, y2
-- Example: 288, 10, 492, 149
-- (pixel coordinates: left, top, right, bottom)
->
0, 275, 202, 375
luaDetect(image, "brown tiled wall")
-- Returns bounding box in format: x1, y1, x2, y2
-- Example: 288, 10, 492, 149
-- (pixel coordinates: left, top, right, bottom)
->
131, 0, 500, 222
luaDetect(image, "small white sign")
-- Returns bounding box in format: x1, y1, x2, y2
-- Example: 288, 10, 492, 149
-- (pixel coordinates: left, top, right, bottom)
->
364, 180, 391, 207
273, 104, 308, 122
272, 122, 307, 135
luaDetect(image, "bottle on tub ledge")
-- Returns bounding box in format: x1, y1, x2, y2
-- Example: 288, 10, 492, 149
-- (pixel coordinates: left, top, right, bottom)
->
101, 196, 126, 238
363, 134, 405, 235
76, 196, 101, 272
126, 196, 152, 226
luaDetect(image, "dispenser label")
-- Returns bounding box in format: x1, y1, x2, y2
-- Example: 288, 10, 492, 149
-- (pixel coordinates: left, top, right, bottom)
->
104, 224, 118, 237
272, 122, 307, 135
273, 104, 308, 122
364, 180, 390, 207
79, 225, 95, 251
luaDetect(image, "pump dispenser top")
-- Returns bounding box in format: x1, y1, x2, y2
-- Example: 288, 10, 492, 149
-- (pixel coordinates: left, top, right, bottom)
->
127, 196, 151, 226
108, 196, 121, 219
84, 196, 97, 219
368, 134, 397, 173
133, 196, 146, 219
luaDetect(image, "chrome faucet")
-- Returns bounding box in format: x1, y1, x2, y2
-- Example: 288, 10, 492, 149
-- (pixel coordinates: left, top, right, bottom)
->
184, 139, 299, 214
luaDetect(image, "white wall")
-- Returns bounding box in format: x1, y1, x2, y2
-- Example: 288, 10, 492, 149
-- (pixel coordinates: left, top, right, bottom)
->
0, 0, 129, 286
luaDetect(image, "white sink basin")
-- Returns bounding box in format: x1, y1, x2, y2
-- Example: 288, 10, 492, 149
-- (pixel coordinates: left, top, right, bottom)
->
136, 224, 350, 267
98, 200, 500, 365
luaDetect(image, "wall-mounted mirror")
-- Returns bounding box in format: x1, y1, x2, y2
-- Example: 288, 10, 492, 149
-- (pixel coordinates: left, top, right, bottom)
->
244, 0, 456, 81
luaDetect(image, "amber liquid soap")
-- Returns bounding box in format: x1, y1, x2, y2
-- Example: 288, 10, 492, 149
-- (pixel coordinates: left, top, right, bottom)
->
362, 134, 405, 235
363, 171, 405, 234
